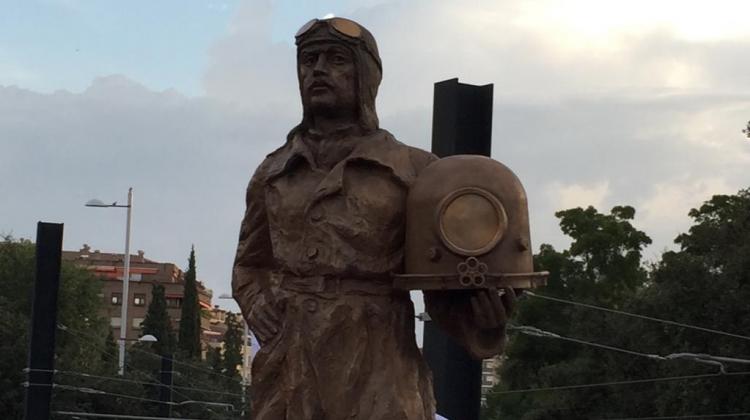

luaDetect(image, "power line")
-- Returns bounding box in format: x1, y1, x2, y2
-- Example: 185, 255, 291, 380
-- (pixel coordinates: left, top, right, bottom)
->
51, 326, 246, 419
54, 411, 204, 420
525, 291, 750, 342
57, 324, 244, 385
24, 369, 242, 398
23, 382, 235, 411
54, 325, 220, 404
486, 371, 750, 396
601, 412, 750, 419
509, 325, 663, 361
509, 325, 750, 373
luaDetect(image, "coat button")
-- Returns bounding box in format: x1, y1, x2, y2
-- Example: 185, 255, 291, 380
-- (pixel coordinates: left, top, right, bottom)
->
307, 247, 318, 259
304, 298, 318, 313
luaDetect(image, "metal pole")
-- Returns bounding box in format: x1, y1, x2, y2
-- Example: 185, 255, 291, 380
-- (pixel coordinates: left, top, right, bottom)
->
425, 78, 493, 420
118, 187, 133, 376
159, 354, 173, 418
24, 222, 64, 420
242, 319, 250, 416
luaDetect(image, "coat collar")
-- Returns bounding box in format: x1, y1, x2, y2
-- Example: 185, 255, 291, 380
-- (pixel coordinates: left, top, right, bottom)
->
264, 129, 418, 188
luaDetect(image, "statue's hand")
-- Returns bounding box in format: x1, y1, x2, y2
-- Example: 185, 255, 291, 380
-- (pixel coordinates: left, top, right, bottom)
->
469, 287, 516, 330
247, 294, 283, 344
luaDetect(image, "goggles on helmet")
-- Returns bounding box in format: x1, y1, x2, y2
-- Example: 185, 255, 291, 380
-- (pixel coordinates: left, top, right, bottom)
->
295, 17, 363, 40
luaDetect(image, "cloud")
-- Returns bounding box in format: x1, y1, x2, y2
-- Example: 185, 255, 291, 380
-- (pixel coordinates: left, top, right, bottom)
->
547, 181, 611, 211
0, 76, 287, 307
2, 0, 750, 303
638, 177, 735, 253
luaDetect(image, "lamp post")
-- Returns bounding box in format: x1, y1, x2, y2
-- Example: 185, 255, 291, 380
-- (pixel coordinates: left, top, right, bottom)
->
86, 187, 133, 376
218, 293, 250, 415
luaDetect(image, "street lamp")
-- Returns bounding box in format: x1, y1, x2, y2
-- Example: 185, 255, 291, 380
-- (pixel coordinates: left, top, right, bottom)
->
136, 334, 158, 343
86, 187, 133, 376
218, 293, 250, 415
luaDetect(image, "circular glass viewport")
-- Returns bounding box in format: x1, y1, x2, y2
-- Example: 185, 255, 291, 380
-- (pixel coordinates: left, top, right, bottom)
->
438, 187, 508, 256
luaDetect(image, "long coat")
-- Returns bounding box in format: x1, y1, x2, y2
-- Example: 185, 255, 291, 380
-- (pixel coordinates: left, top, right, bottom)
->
232, 128, 505, 419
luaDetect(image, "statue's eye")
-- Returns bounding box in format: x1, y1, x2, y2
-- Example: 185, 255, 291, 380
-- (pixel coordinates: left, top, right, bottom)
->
331, 54, 347, 65
301, 54, 316, 67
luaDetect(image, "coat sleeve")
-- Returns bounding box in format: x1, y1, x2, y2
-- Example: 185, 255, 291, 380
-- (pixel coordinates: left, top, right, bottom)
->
232, 165, 276, 322
410, 149, 508, 360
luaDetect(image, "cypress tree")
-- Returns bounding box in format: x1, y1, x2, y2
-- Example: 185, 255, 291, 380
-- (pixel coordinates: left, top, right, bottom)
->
207, 347, 223, 374
141, 283, 175, 355
222, 313, 243, 379
178, 246, 202, 358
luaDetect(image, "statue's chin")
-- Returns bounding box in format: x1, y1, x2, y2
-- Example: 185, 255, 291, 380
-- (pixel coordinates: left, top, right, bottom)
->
307, 101, 349, 119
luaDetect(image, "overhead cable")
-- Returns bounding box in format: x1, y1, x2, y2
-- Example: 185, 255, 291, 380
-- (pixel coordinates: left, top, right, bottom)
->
510, 324, 750, 373
54, 411, 204, 420
601, 412, 750, 419
22, 382, 235, 410
23, 368, 242, 398
486, 371, 750, 396
54, 325, 225, 403
525, 291, 750, 342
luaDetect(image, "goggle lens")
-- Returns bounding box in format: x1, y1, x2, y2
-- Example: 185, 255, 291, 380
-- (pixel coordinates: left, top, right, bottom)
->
295, 17, 362, 39
330, 18, 362, 38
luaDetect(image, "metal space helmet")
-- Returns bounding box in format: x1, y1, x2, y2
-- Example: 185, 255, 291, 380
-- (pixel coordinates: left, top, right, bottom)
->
394, 155, 548, 291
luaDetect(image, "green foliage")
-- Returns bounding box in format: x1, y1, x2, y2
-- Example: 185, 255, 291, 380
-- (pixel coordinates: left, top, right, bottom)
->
0, 237, 246, 418
484, 206, 651, 419
207, 347, 223, 374
178, 245, 202, 359
0, 237, 109, 417
222, 313, 243, 379
141, 283, 176, 355
631, 189, 750, 416
484, 190, 750, 419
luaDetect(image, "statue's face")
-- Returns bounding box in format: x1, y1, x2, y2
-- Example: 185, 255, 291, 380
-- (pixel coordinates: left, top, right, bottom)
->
298, 41, 357, 117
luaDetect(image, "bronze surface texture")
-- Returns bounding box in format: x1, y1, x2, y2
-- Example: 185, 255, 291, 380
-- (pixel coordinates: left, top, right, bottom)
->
232, 17, 525, 419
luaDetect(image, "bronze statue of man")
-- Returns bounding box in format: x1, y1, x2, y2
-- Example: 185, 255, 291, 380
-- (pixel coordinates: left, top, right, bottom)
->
233, 17, 515, 419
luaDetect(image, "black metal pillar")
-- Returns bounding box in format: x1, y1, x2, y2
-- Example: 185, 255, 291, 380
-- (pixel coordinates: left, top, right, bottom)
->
424, 78, 493, 420
159, 354, 174, 417
24, 222, 64, 420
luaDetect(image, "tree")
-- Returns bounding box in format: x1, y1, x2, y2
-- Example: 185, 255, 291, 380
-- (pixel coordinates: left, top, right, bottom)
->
628, 189, 750, 416
743, 120, 749, 139
0, 237, 110, 417
222, 313, 243, 379
484, 206, 652, 419
207, 347, 223, 374
485, 190, 750, 419
178, 246, 202, 358
141, 283, 175, 355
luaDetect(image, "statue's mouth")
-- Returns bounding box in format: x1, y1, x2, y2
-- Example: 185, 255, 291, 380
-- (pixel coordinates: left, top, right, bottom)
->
309, 80, 333, 94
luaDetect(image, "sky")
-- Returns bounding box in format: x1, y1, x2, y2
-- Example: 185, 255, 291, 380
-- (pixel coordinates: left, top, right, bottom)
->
2, 0, 749, 323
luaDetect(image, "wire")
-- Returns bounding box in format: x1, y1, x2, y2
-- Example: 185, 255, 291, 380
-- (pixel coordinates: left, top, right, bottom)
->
54, 411, 204, 420
509, 325, 664, 361
525, 291, 750, 342
55, 323, 247, 418
57, 323, 244, 385
601, 412, 750, 419
23, 382, 235, 410
486, 371, 750, 395
509, 325, 750, 373
24, 369, 242, 398
55, 325, 214, 404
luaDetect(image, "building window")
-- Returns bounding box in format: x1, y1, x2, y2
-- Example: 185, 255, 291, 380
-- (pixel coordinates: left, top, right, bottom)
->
111, 293, 122, 306
132, 318, 144, 329
133, 294, 146, 306
166, 297, 182, 308
110, 317, 121, 328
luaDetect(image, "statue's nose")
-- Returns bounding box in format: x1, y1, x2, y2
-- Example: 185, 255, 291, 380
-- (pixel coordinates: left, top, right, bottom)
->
313, 55, 329, 75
